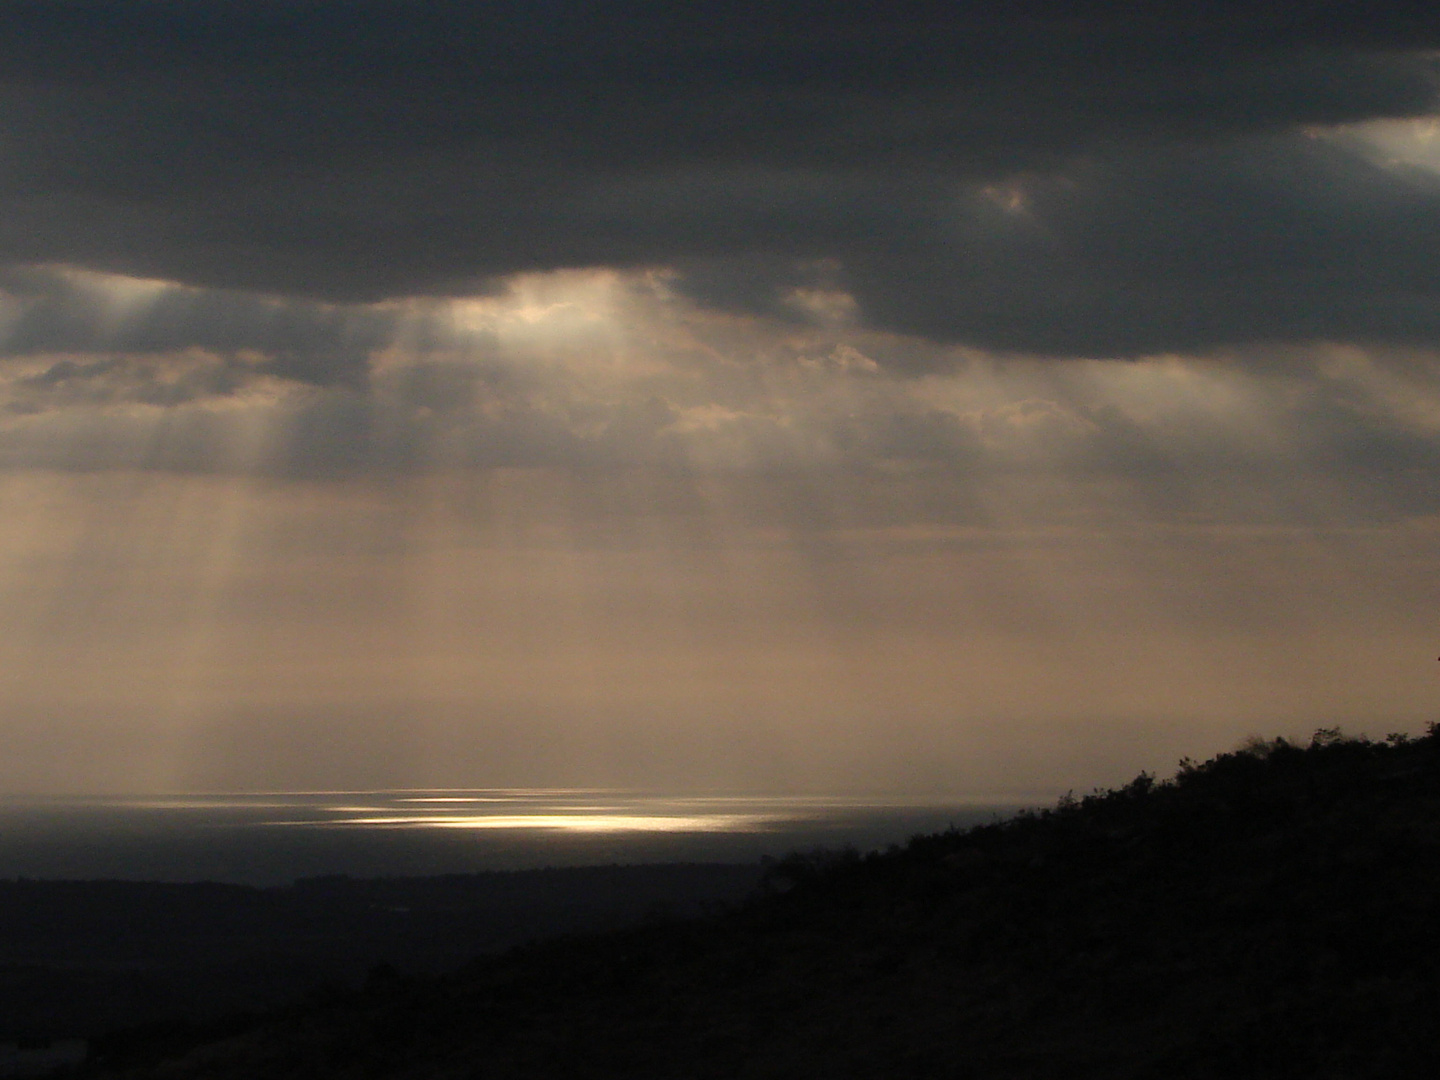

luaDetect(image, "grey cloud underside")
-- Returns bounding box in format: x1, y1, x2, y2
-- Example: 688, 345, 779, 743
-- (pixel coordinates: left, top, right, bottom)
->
837, 138, 1440, 359
0, 268, 420, 384
3, 1, 1440, 356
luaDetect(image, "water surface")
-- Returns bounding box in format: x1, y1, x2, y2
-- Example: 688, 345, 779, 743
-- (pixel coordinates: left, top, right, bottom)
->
0, 790, 1025, 885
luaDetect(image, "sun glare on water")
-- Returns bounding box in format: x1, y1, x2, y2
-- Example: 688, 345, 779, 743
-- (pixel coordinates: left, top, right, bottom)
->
337, 813, 778, 832
240, 792, 959, 836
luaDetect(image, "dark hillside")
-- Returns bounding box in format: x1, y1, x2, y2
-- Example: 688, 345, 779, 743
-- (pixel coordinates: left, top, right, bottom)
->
0, 864, 762, 1041
86, 729, 1440, 1078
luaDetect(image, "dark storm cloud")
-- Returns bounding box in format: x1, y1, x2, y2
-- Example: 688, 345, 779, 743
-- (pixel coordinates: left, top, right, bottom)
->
838, 135, 1440, 359
0, 267, 432, 383
2, 1, 1440, 356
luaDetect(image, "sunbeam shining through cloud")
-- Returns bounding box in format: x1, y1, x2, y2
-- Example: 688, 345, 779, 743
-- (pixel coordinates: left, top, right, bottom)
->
2, 2, 1440, 811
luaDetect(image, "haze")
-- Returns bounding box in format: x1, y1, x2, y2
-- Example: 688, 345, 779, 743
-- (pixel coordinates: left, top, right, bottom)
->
2, 2, 1438, 798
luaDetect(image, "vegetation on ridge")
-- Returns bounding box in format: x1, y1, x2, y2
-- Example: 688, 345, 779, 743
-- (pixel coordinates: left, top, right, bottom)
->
86, 728, 1440, 1078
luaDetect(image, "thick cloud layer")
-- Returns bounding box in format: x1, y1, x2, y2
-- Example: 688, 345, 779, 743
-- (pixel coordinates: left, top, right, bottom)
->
3, 1, 1440, 356
0, 267, 413, 383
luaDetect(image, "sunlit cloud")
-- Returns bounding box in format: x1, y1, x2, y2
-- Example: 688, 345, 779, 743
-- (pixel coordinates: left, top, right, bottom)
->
1326, 114, 1440, 174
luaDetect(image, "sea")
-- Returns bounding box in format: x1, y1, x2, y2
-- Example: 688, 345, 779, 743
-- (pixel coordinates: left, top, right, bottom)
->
0, 791, 1026, 885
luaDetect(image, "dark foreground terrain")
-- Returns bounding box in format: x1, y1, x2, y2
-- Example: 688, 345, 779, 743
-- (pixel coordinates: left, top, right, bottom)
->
0, 864, 762, 1042
61, 729, 1440, 1077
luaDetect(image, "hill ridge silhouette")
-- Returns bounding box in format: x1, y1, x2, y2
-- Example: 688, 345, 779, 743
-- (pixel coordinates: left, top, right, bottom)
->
84, 727, 1440, 1078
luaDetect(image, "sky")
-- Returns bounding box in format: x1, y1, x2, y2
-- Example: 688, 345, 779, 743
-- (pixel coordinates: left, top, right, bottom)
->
2, 1, 1439, 797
